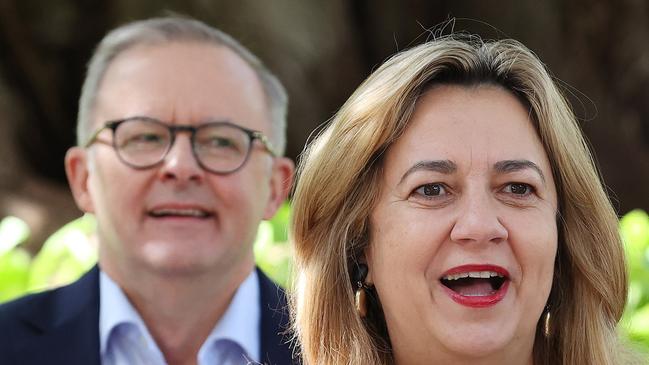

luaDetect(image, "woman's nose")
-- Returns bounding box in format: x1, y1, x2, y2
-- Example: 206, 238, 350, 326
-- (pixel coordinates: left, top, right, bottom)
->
450, 191, 508, 245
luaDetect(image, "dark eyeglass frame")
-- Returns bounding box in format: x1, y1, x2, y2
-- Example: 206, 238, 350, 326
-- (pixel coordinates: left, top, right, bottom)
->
84, 116, 277, 175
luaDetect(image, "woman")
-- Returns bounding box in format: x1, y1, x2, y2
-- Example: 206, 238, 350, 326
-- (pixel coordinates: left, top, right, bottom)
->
290, 35, 642, 364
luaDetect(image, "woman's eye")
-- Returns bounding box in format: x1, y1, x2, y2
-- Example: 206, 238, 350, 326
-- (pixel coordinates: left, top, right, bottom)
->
503, 183, 533, 196
414, 183, 447, 197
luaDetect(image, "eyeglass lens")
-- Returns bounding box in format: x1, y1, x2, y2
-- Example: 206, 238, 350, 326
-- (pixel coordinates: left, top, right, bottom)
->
113, 118, 253, 173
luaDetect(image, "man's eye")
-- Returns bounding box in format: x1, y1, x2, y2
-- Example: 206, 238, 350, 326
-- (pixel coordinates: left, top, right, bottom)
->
122, 133, 166, 147
198, 136, 235, 149
197, 136, 244, 156
504, 183, 533, 196
209, 137, 234, 147
414, 183, 447, 197
137, 133, 164, 142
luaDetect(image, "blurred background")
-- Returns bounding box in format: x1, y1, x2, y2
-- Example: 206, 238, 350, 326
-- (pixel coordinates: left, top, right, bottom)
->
0, 0, 648, 352
0, 0, 648, 251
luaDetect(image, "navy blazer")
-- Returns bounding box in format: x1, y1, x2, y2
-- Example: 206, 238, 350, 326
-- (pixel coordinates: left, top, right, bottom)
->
0, 266, 296, 364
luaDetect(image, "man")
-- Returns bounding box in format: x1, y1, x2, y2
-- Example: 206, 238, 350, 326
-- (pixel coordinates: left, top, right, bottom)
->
0, 16, 295, 365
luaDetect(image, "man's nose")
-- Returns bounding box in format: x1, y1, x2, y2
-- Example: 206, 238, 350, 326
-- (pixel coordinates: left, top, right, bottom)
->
450, 190, 508, 245
158, 134, 204, 184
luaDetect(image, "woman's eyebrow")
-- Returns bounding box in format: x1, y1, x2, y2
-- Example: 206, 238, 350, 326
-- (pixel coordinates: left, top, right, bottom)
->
398, 160, 456, 185
493, 159, 546, 184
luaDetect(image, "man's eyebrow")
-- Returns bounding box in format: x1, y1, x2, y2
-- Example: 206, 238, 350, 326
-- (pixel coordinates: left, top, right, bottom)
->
493, 159, 546, 184
398, 160, 457, 185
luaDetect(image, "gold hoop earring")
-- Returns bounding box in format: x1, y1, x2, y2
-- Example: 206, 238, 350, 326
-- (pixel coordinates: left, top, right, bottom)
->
543, 306, 551, 338
353, 263, 369, 318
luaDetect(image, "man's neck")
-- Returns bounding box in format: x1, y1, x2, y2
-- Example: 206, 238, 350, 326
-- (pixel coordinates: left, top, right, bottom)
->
100, 259, 255, 365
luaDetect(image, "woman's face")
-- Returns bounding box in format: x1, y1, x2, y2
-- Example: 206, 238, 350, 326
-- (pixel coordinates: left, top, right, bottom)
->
366, 84, 558, 364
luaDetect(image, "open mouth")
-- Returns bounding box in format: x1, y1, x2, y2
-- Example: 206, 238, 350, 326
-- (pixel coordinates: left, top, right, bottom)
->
440, 271, 506, 296
439, 265, 510, 307
148, 208, 213, 219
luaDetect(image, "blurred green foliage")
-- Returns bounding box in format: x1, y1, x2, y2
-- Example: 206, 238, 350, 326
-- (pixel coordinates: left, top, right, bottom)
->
620, 209, 649, 351
0, 206, 647, 353
254, 202, 294, 287
0, 216, 31, 303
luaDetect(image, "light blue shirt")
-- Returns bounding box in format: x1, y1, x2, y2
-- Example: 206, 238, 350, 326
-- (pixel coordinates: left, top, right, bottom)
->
99, 269, 260, 365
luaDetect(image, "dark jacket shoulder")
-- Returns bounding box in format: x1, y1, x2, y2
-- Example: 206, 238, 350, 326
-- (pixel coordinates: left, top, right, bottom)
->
0, 266, 101, 365
256, 268, 300, 364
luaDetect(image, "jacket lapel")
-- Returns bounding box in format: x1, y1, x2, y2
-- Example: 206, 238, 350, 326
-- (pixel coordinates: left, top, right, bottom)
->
257, 268, 298, 364
15, 266, 101, 365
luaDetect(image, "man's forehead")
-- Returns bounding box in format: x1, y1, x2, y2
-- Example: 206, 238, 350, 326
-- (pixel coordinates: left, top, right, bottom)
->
92, 41, 270, 131
101, 41, 260, 90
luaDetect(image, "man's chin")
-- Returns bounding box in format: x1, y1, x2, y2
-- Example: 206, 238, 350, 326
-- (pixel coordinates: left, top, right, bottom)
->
137, 243, 224, 276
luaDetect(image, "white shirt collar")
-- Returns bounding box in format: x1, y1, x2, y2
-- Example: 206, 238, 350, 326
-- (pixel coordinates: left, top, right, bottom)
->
198, 269, 260, 362
99, 268, 260, 364
99, 270, 162, 361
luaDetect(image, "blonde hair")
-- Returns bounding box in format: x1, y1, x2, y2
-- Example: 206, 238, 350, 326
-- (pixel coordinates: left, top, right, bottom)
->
290, 35, 638, 364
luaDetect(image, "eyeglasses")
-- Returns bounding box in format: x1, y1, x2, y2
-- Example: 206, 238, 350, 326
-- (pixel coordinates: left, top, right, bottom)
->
84, 116, 277, 174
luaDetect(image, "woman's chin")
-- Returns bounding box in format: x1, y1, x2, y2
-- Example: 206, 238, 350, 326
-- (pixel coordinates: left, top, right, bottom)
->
443, 331, 510, 358
424, 309, 520, 359
427, 315, 537, 363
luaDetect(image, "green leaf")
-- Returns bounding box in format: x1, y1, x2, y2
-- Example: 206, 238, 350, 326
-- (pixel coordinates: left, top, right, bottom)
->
270, 201, 291, 243
621, 210, 649, 308
624, 303, 649, 347
27, 214, 98, 292
621, 210, 649, 271
0, 248, 31, 302
255, 205, 294, 288
0, 216, 30, 256
620, 210, 649, 354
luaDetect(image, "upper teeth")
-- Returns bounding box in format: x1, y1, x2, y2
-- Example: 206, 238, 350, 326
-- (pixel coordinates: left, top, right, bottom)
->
442, 271, 503, 281
151, 208, 208, 217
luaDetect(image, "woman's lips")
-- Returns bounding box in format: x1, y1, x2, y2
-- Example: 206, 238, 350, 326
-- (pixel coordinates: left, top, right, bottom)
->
439, 264, 510, 308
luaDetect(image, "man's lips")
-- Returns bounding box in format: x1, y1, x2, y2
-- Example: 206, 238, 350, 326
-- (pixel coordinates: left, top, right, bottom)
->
147, 204, 214, 219
439, 264, 510, 308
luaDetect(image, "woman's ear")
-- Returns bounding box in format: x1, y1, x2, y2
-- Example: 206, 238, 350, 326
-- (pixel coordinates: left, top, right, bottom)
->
362, 245, 374, 285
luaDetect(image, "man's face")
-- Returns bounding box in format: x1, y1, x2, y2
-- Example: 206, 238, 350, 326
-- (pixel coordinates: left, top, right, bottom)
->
66, 42, 293, 279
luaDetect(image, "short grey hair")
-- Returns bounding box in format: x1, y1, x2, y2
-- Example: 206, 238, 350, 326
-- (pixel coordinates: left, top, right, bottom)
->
77, 16, 288, 155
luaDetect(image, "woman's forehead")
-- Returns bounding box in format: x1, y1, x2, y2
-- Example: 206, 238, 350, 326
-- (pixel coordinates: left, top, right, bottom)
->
383, 84, 550, 176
